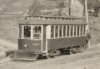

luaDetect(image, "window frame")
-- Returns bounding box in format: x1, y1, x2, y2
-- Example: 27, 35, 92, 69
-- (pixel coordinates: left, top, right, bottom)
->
20, 25, 42, 40
33, 25, 42, 40
23, 25, 31, 39
49, 24, 87, 39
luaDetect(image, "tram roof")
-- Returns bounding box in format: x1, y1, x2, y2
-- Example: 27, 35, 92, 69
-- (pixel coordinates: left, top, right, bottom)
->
20, 16, 87, 25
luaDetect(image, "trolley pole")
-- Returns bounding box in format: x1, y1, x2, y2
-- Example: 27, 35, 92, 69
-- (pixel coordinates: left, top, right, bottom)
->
85, 0, 89, 23
85, 0, 90, 48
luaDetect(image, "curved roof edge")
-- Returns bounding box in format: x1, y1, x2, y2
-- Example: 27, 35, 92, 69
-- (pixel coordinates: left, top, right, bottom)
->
19, 18, 87, 25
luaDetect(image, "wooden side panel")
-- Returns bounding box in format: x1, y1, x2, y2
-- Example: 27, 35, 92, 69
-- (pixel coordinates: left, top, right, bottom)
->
18, 39, 41, 53
48, 36, 88, 50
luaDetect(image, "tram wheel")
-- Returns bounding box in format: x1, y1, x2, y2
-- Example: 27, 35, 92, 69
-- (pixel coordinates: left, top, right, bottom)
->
60, 49, 69, 55
37, 54, 49, 59
48, 50, 56, 58
78, 44, 88, 53
49, 53, 55, 58
69, 47, 79, 54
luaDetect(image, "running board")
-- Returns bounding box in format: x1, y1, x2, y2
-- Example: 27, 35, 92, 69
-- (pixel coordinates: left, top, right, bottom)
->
12, 57, 37, 61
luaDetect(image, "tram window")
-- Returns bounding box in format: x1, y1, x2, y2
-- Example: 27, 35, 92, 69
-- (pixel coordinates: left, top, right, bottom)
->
81, 25, 83, 36
24, 26, 31, 38
69, 25, 71, 37
59, 25, 62, 37
80, 25, 82, 36
77, 25, 80, 36
80, 25, 83, 35
55, 25, 58, 38
74, 25, 76, 36
67, 25, 69, 36
84, 25, 86, 35
71, 25, 73, 36
65, 25, 67, 37
63, 25, 66, 37
79, 25, 81, 36
33, 26, 41, 39
33, 26, 41, 33
51, 26, 54, 38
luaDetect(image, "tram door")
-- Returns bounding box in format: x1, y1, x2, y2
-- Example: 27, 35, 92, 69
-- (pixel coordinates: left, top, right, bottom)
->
32, 25, 43, 52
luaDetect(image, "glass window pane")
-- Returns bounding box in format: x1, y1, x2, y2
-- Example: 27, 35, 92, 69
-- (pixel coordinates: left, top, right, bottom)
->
55, 25, 58, 38
33, 26, 41, 33
84, 25, 86, 35
80, 25, 83, 36
63, 25, 66, 37
69, 25, 71, 36
33, 25, 41, 39
65, 25, 68, 37
51, 25, 54, 38
74, 25, 76, 36
77, 25, 79, 36
59, 25, 62, 37
67, 25, 69, 36
82, 25, 85, 36
71, 25, 73, 36
24, 26, 31, 38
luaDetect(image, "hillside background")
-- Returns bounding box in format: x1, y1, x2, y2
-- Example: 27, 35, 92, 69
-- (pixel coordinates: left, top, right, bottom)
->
0, 0, 33, 44
0, 0, 100, 49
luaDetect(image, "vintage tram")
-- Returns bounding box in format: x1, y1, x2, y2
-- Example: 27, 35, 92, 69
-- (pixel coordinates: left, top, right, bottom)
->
11, 16, 90, 60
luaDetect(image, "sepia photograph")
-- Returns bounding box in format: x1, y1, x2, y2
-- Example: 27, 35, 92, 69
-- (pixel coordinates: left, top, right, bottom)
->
0, 0, 100, 69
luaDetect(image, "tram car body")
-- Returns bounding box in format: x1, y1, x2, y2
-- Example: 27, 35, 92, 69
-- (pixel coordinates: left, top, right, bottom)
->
14, 16, 90, 60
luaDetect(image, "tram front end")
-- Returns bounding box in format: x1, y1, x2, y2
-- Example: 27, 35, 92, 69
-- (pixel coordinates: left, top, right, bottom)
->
12, 25, 43, 60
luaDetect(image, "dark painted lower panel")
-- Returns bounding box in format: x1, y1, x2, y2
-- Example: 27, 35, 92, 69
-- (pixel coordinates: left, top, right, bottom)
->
18, 39, 41, 53
48, 36, 88, 50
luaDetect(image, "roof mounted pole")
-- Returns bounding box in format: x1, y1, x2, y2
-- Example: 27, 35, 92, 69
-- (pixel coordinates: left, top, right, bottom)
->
85, 0, 89, 23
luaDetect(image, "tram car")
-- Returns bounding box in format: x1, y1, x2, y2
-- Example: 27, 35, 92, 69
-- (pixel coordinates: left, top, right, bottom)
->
11, 16, 90, 60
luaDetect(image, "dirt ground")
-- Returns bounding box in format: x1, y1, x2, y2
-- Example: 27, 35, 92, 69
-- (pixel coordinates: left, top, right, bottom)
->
0, 43, 100, 69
